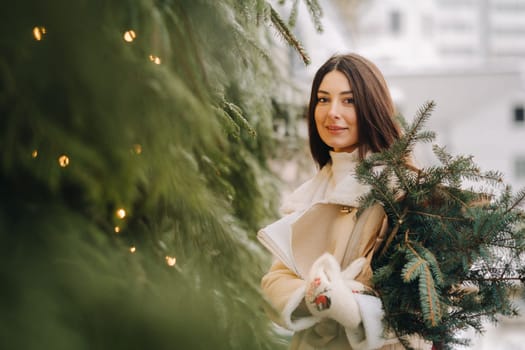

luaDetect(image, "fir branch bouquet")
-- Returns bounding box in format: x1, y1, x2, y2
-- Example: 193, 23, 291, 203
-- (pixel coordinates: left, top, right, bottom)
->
356, 101, 525, 349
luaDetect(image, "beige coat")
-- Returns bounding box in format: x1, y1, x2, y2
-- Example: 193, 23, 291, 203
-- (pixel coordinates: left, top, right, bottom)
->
259, 152, 431, 350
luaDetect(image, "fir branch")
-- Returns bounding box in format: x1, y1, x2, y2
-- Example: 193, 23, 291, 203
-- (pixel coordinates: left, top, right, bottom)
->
506, 188, 525, 214
440, 186, 471, 209
288, 0, 300, 27
231, 24, 273, 67
416, 130, 437, 143
381, 101, 436, 194
362, 101, 525, 345
357, 157, 403, 219
222, 98, 257, 137
402, 101, 436, 152
432, 144, 452, 165
408, 210, 467, 222
379, 207, 408, 257
402, 252, 427, 283
304, 0, 323, 33
269, 6, 311, 65
215, 106, 241, 139
404, 243, 443, 327
170, 2, 211, 99
391, 163, 413, 197
467, 276, 524, 282
396, 114, 410, 132
0, 0, 294, 348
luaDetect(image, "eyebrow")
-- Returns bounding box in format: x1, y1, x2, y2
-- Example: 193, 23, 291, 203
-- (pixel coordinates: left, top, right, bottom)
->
317, 90, 353, 95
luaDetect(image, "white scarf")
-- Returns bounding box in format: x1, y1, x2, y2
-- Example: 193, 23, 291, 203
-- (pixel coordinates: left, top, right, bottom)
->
280, 150, 371, 215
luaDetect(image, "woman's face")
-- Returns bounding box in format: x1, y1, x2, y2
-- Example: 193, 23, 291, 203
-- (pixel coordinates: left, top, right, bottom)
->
314, 70, 359, 153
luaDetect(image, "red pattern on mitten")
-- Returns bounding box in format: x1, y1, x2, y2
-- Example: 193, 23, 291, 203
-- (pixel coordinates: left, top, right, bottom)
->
305, 253, 366, 330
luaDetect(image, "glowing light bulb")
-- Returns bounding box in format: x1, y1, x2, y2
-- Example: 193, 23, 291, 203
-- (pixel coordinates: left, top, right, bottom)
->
165, 256, 177, 266
130, 246, 136, 253
114, 226, 121, 233
31, 150, 38, 158
123, 30, 136, 42
33, 26, 47, 41
149, 54, 161, 64
58, 155, 70, 167
116, 208, 126, 219
133, 144, 142, 155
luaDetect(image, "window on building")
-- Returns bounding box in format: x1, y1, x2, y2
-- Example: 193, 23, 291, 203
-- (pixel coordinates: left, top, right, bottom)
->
514, 105, 524, 123
514, 156, 525, 179
390, 10, 401, 35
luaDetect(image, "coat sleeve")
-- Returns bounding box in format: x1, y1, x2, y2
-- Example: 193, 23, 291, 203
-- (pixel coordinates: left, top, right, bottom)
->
340, 204, 390, 349
260, 259, 320, 331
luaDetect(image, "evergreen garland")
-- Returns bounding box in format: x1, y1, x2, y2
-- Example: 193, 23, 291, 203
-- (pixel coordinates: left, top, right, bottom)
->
356, 101, 525, 349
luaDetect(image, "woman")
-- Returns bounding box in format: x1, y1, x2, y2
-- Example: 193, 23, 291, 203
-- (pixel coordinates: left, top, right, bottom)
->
258, 54, 430, 350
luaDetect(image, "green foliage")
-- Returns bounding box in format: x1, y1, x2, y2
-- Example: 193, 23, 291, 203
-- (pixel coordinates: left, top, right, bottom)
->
269, 6, 311, 65
356, 101, 525, 348
0, 0, 316, 349
401, 244, 444, 328
279, 0, 323, 33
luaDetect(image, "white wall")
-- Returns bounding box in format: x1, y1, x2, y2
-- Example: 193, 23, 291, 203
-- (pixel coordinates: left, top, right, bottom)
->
384, 66, 525, 189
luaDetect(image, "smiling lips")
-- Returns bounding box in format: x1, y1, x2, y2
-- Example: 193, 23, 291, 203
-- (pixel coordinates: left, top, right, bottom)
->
326, 125, 348, 134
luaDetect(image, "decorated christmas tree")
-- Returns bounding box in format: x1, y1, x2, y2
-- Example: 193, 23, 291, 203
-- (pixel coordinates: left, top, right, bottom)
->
356, 101, 525, 349
0, 1, 319, 349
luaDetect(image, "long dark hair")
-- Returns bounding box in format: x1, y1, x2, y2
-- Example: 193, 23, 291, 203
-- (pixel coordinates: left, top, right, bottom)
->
308, 53, 401, 168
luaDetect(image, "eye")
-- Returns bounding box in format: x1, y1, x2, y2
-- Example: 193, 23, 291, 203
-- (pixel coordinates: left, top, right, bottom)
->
344, 98, 355, 104
317, 96, 328, 103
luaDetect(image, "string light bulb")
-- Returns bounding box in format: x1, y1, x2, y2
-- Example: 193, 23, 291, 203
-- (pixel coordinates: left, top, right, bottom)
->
149, 54, 161, 64
31, 150, 38, 158
165, 256, 177, 266
58, 154, 70, 167
114, 226, 121, 233
123, 30, 136, 42
133, 144, 142, 155
130, 246, 136, 253
116, 208, 126, 219
32, 26, 47, 41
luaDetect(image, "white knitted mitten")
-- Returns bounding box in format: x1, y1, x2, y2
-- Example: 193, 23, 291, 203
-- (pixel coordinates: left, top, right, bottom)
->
305, 253, 366, 330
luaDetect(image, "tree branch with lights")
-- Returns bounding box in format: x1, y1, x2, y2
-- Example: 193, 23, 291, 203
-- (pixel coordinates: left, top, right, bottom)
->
0, 1, 321, 349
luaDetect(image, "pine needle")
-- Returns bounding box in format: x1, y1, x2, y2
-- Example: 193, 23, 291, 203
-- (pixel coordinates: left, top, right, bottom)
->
269, 6, 311, 65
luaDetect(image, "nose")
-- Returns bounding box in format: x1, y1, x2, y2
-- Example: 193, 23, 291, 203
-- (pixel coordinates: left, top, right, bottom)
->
328, 100, 342, 119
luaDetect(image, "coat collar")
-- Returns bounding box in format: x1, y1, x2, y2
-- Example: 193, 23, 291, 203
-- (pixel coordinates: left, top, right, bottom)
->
280, 150, 371, 214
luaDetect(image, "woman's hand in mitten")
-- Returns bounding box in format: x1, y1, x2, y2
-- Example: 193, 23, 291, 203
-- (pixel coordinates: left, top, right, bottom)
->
341, 256, 367, 293
305, 253, 366, 330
